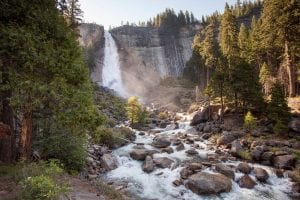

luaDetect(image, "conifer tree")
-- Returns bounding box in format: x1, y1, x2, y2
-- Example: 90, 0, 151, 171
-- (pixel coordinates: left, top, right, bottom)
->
185, 11, 191, 24
267, 83, 291, 134
259, 62, 273, 95
238, 23, 249, 60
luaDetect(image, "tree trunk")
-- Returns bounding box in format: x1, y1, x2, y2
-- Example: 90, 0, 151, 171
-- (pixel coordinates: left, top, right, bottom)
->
0, 123, 13, 163
284, 40, 295, 97
19, 111, 33, 160
220, 82, 224, 121
0, 62, 15, 162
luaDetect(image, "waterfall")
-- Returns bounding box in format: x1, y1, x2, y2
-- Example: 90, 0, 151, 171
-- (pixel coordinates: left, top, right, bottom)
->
102, 31, 127, 97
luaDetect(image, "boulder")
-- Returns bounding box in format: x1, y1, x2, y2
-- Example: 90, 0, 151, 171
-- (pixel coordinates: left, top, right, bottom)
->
161, 147, 174, 154
176, 143, 185, 151
186, 148, 198, 155
289, 118, 300, 133
153, 157, 174, 168
238, 175, 257, 189
215, 163, 235, 180
230, 140, 244, 156
173, 179, 183, 187
274, 169, 284, 178
273, 155, 296, 169
190, 107, 211, 126
217, 133, 236, 146
101, 154, 118, 171
180, 168, 194, 179
142, 155, 154, 173
237, 162, 251, 174
186, 172, 232, 195
188, 163, 202, 171
129, 149, 158, 161
254, 167, 269, 182
203, 124, 211, 133
152, 136, 171, 148
251, 148, 263, 161
261, 151, 274, 162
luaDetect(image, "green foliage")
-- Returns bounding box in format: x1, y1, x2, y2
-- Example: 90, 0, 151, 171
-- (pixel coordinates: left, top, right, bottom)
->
158, 112, 168, 120
243, 111, 257, 131
267, 83, 291, 134
238, 150, 251, 160
126, 96, 147, 126
259, 62, 273, 95
22, 175, 68, 200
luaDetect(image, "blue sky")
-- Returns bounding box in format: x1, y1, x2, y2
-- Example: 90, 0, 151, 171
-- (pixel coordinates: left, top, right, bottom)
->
80, 0, 239, 29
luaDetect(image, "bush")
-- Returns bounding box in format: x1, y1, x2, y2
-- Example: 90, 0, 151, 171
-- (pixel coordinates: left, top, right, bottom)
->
243, 111, 257, 131
238, 150, 251, 160
126, 96, 148, 126
22, 175, 68, 200
158, 112, 168, 120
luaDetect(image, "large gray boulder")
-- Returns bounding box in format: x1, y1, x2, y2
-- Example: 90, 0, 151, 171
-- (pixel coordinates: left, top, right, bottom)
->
237, 162, 251, 174
254, 167, 269, 182
273, 155, 296, 169
230, 140, 244, 156
101, 153, 118, 171
190, 106, 219, 126
186, 172, 232, 195
217, 133, 236, 146
129, 149, 158, 161
153, 157, 174, 168
215, 163, 235, 180
142, 155, 154, 173
238, 175, 257, 189
152, 136, 171, 148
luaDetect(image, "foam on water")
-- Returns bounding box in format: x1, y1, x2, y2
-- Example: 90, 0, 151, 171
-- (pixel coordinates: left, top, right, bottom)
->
104, 115, 293, 200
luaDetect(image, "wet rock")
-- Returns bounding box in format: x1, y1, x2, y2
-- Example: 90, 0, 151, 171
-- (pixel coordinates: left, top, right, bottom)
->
186, 172, 232, 195
289, 118, 300, 133
161, 147, 174, 154
196, 123, 205, 132
203, 124, 211, 133
237, 162, 251, 174
274, 169, 284, 178
152, 136, 171, 148
186, 148, 198, 155
202, 132, 213, 140
153, 157, 174, 168
138, 132, 146, 136
188, 163, 202, 171
292, 183, 300, 193
101, 154, 118, 171
180, 168, 194, 179
217, 133, 236, 146
238, 175, 257, 189
176, 143, 185, 151
254, 167, 269, 182
173, 179, 183, 187
142, 155, 154, 173
215, 163, 235, 180
230, 140, 244, 157
273, 155, 296, 169
130, 149, 158, 161
202, 162, 213, 167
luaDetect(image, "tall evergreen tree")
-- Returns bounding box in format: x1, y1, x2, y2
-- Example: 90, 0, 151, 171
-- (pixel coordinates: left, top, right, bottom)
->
185, 11, 191, 24
238, 23, 249, 60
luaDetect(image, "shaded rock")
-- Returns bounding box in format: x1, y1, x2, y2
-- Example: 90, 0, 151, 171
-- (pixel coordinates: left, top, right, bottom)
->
153, 157, 174, 168
130, 149, 158, 161
292, 183, 300, 193
254, 167, 269, 182
161, 147, 174, 154
237, 162, 251, 174
217, 133, 236, 146
186, 172, 232, 195
215, 163, 235, 180
180, 168, 194, 179
188, 163, 202, 171
238, 175, 257, 189
176, 143, 185, 151
251, 148, 262, 161
138, 132, 146, 136
186, 148, 198, 155
230, 140, 244, 156
274, 169, 284, 178
261, 151, 274, 162
203, 124, 211, 133
273, 155, 296, 169
190, 107, 210, 126
142, 155, 154, 173
101, 154, 118, 171
289, 118, 300, 133
152, 136, 171, 148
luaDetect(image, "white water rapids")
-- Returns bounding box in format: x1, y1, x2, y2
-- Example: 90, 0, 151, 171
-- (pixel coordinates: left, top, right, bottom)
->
102, 31, 127, 97
102, 114, 293, 200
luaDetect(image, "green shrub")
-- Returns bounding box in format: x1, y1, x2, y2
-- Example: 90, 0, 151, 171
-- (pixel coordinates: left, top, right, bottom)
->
238, 150, 251, 160
243, 111, 257, 131
158, 112, 168, 120
22, 175, 68, 200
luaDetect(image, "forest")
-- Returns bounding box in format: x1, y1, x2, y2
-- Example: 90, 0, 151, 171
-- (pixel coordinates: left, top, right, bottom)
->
0, 0, 299, 200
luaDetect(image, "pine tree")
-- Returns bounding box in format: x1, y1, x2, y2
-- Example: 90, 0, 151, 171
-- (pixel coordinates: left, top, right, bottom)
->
126, 96, 142, 126
267, 83, 291, 134
238, 23, 249, 60
259, 62, 273, 95
66, 0, 83, 31
185, 11, 191, 24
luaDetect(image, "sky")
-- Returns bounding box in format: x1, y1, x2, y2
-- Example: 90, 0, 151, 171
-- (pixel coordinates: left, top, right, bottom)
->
80, 0, 239, 29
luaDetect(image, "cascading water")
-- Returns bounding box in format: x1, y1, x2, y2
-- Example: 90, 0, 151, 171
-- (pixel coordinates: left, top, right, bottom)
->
102, 114, 293, 200
102, 31, 127, 97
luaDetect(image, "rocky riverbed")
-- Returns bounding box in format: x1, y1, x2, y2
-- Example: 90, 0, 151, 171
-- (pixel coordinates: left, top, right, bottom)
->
84, 111, 300, 200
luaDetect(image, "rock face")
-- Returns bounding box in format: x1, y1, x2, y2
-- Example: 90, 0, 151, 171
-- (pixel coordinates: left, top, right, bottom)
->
186, 172, 232, 195
238, 175, 257, 189
101, 154, 118, 171
215, 164, 235, 180
273, 155, 296, 169
152, 136, 171, 148
142, 156, 154, 173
